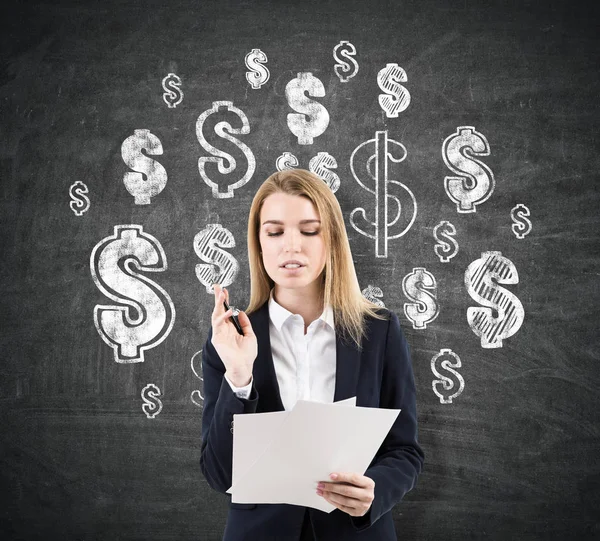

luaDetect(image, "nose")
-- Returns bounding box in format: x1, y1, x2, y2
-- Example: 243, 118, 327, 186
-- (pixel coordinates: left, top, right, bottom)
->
284, 230, 302, 253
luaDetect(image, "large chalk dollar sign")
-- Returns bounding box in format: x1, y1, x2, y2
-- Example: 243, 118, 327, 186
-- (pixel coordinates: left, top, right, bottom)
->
196, 101, 256, 199
333, 40, 359, 83
377, 63, 410, 117
122, 129, 168, 205
402, 267, 439, 329
465, 251, 524, 348
90, 225, 176, 363
194, 224, 240, 293
286, 72, 330, 145
443, 126, 495, 213
245, 48, 270, 89
350, 131, 417, 257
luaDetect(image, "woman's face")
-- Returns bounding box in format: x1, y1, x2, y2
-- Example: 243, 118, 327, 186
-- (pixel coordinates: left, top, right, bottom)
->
258, 192, 327, 292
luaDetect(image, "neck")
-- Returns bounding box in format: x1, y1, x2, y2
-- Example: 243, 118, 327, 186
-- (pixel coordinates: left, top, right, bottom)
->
273, 284, 324, 330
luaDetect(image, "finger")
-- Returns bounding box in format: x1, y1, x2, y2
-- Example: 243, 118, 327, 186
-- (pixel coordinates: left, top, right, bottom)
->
214, 308, 233, 329
218, 307, 233, 323
213, 284, 221, 306
329, 472, 371, 488
320, 491, 354, 513
321, 482, 362, 501
236, 310, 254, 336
212, 287, 226, 315
211, 292, 228, 319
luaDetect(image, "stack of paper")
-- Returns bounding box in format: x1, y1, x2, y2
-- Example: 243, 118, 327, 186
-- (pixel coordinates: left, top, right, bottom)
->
226, 397, 400, 512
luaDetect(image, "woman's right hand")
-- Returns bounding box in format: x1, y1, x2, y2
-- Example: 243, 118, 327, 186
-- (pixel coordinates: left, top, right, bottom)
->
210, 283, 257, 385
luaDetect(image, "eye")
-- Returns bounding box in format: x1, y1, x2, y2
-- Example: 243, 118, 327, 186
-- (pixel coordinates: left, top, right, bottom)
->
266, 231, 319, 237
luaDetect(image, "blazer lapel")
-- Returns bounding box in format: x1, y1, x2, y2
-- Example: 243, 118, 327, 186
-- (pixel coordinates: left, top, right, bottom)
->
249, 301, 362, 412
333, 332, 362, 403
250, 302, 284, 413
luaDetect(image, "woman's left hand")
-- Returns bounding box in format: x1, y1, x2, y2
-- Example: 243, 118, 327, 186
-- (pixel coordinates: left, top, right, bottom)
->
316, 472, 375, 517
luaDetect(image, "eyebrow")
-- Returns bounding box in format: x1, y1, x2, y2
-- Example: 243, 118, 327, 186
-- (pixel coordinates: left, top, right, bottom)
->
262, 220, 321, 226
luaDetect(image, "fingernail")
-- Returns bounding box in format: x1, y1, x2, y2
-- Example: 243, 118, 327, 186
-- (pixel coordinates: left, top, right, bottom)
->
330, 473, 337, 480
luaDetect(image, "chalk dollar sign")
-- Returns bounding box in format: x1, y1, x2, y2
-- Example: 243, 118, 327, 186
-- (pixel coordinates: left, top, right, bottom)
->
511, 204, 532, 239
276, 151, 299, 171
350, 131, 417, 257
333, 40, 359, 83
90, 225, 176, 363
443, 126, 495, 213
141, 383, 163, 418
465, 251, 524, 348
69, 181, 90, 216
361, 285, 386, 307
194, 224, 240, 294
122, 129, 168, 205
309, 152, 340, 192
402, 267, 439, 329
245, 48, 270, 89
377, 63, 410, 117
433, 220, 459, 262
190, 349, 204, 408
286, 72, 330, 145
431, 349, 465, 404
162, 72, 183, 108
196, 101, 256, 199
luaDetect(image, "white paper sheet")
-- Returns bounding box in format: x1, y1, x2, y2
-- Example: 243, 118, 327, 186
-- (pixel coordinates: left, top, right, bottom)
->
226, 397, 400, 512
228, 396, 356, 496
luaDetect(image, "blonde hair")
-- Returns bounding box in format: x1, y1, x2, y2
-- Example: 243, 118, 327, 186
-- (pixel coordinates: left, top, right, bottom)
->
244, 169, 389, 349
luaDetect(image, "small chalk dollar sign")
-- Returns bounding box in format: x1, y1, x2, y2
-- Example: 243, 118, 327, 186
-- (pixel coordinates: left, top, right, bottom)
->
69, 181, 90, 216
511, 204, 532, 239
141, 383, 163, 418
162, 73, 183, 108
245, 48, 270, 89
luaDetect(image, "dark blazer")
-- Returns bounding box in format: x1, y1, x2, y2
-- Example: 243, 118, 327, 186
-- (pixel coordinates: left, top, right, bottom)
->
200, 300, 424, 541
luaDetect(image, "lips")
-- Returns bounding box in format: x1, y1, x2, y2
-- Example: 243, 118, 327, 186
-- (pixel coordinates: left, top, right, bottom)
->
280, 260, 305, 267
281, 265, 304, 273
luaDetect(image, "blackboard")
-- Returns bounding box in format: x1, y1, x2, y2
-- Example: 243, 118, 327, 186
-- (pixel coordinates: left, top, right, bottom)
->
1, 0, 599, 539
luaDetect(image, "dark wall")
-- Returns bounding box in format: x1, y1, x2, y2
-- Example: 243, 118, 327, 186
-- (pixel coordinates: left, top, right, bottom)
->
1, 0, 598, 539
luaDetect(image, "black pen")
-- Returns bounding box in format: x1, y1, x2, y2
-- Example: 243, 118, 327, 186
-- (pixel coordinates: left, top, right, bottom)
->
223, 298, 244, 335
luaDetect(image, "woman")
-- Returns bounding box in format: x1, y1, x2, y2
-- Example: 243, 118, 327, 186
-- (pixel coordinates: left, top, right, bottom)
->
200, 169, 424, 541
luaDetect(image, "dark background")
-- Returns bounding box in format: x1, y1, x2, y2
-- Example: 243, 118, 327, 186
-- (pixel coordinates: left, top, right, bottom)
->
1, 0, 599, 539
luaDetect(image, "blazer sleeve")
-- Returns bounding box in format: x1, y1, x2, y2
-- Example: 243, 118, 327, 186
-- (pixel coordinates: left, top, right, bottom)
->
350, 310, 425, 531
199, 325, 259, 494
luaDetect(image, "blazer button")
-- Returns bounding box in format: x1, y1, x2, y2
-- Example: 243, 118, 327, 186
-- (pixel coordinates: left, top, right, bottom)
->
230, 420, 234, 434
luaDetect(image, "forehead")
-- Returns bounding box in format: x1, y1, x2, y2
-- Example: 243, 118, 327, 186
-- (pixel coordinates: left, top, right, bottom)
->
260, 193, 320, 223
